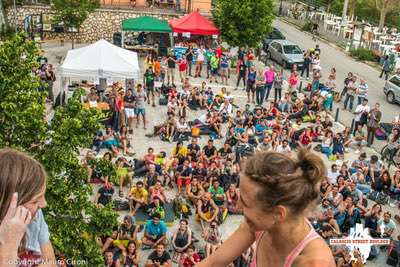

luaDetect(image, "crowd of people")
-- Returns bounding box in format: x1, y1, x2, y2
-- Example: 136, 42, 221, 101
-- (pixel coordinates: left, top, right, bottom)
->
78, 42, 400, 267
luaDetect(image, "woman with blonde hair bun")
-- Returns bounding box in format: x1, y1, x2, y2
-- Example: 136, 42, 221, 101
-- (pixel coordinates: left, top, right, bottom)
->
197, 149, 335, 267
0, 148, 56, 266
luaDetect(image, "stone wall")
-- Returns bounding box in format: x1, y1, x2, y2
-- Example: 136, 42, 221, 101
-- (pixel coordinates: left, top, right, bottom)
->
6, 5, 180, 43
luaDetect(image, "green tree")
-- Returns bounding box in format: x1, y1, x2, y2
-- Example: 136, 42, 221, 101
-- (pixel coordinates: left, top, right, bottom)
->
212, 0, 275, 48
50, 0, 100, 48
373, 0, 400, 31
0, 33, 118, 266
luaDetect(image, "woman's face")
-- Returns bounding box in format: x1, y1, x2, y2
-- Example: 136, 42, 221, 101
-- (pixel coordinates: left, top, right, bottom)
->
128, 242, 136, 253
239, 175, 276, 231
23, 184, 47, 220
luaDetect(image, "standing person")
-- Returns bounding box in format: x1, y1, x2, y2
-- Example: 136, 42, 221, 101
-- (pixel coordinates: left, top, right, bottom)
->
367, 103, 382, 146
288, 70, 300, 92
195, 46, 205, 78
178, 57, 187, 83
205, 48, 214, 80
246, 66, 256, 103
196, 150, 336, 267
356, 78, 368, 105
44, 64, 56, 102
274, 67, 284, 103
166, 54, 177, 86
0, 148, 57, 267
144, 67, 156, 107
263, 65, 275, 101
255, 70, 266, 106
184, 46, 194, 76
134, 84, 147, 129
380, 55, 391, 80
124, 88, 137, 134
300, 51, 311, 79
343, 75, 357, 111
354, 98, 370, 131
235, 59, 247, 90
220, 53, 229, 85
340, 72, 353, 99
210, 54, 219, 84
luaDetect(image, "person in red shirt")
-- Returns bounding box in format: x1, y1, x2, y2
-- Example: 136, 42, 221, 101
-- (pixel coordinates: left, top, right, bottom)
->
178, 58, 187, 83
179, 246, 201, 267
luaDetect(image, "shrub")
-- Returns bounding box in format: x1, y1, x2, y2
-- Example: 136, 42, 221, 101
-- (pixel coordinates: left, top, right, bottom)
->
349, 48, 377, 62
301, 20, 313, 33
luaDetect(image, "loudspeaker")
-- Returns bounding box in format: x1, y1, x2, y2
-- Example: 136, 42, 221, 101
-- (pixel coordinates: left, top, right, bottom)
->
113, 32, 122, 47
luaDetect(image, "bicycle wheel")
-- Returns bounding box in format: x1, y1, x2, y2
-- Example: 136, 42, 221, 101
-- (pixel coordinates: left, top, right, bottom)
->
381, 145, 389, 161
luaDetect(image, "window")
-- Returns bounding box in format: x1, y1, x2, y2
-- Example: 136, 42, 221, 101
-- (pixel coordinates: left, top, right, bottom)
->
271, 43, 282, 53
389, 76, 400, 87
268, 29, 285, 40
283, 45, 303, 54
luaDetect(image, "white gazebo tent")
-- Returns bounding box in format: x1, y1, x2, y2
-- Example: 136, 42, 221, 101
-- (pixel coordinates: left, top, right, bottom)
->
60, 39, 140, 103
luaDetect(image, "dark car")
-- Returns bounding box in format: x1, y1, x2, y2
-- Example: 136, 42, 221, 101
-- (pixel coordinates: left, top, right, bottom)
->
262, 27, 286, 52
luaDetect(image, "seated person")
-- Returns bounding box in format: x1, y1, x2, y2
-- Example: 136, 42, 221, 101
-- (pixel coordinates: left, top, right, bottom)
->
179, 245, 201, 267
377, 211, 396, 239
196, 192, 219, 231
317, 198, 341, 234
113, 215, 139, 257
201, 139, 218, 163
128, 181, 148, 216
116, 156, 133, 197
86, 87, 99, 104
175, 159, 192, 196
208, 179, 225, 207
187, 138, 201, 162
144, 164, 158, 190
122, 241, 139, 267
257, 135, 272, 152
103, 126, 120, 155
171, 141, 188, 164
203, 220, 221, 258
94, 181, 114, 207
191, 162, 208, 183
104, 249, 120, 267
226, 183, 242, 214
218, 142, 233, 160
364, 203, 382, 237
147, 196, 165, 220
142, 214, 168, 249
176, 116, 191, 140
171, 219, 193, 263
145, 243, 172, 267
149, 180, 167, 204
186, 177, 204, 204
351, 124, 367, 153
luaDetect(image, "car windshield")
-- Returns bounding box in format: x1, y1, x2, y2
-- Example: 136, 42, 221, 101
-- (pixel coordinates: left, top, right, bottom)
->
269, 30, 285, 40
283, 45, 302, 54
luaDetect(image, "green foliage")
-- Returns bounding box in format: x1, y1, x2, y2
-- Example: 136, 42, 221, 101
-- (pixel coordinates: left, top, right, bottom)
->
0, 24, 17, 40
88, 158, 118, 185
212, 0, 275, 48
301, 20, 314, 32
0, 33, 48, 148
50, 0, 100, 30
349, 48, 378, 62
0, 33, 118, 266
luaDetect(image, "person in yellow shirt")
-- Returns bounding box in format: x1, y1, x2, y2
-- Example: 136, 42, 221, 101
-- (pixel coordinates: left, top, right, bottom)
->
128, 181, 148, 216
171, 141, 188, 164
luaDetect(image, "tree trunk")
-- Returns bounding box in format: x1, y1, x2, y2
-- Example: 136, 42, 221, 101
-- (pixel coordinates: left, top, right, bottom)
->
0, 1, 6, 26
378, 8, 387, 31
349, 0, 357, 20
71, 33, 75, 49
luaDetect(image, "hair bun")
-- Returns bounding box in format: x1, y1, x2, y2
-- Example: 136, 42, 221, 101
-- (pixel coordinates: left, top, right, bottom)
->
297, 149, 326, 185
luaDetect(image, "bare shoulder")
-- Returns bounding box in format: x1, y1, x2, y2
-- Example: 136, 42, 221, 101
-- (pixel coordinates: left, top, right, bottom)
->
293, 238, 336, 267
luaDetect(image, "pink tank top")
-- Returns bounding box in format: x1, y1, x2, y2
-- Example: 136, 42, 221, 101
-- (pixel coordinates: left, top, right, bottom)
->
250, 220, 320, 267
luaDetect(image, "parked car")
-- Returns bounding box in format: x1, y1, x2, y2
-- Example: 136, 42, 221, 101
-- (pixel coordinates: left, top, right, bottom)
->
262, 27, 286, 52
267, 40, 304, 69
384, 75, 400, 104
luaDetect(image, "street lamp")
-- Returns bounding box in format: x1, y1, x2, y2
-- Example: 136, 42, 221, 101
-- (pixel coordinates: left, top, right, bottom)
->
279, 0, 283, 16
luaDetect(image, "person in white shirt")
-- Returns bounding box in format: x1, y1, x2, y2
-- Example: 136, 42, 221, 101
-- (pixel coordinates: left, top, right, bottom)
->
195, 46, 206, 78
354, 98, 370, 130
276, 139, 291, 154
356, 79, 368, 105
219, 99, 233, 119
327, 164, 340, 185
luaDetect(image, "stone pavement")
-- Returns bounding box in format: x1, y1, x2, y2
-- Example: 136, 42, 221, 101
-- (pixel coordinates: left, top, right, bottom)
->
42, 39, 397, 266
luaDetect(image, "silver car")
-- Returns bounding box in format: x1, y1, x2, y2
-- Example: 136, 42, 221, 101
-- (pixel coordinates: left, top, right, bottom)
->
384, 75, 400, 104
267, 40, 304, 69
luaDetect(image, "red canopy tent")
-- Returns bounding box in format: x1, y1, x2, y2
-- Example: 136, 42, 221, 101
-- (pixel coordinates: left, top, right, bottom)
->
169, 11, 220, 36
